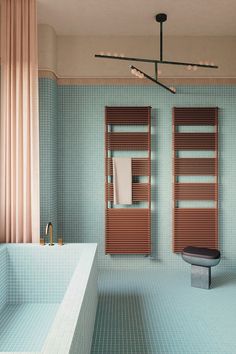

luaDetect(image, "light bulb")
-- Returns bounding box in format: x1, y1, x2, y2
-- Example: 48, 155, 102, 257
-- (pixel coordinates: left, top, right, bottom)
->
100, 51, 104, 55
210, 62, 215, 66
114, 53, 118, 57
187, 65, 192, 71
107, 52, 111, 56
120, 53, 125, 57
205, 61, 209, 65
193, 66, 198, 71
131, 68, 136, 75
199, 61, 203, 65
170, 86, 176, 93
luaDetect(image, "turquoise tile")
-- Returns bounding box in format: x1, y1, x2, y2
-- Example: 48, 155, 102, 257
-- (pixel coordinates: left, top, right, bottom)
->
0, 303, 59, 352
0, 245, 81, 352
38, 81, 236, 268
91, 268, 236, 354
39, 78, 58, 242
0, 246, 7, 312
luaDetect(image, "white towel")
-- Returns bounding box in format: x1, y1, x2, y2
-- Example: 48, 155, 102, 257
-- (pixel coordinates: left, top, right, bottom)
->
113, 157, 132, 205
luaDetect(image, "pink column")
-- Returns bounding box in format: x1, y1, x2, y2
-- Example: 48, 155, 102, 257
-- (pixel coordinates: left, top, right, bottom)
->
0, 0, 40, 243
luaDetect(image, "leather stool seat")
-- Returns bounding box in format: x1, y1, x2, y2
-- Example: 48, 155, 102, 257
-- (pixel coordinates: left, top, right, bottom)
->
182, 246, 221, 267
182, 246, 221, 289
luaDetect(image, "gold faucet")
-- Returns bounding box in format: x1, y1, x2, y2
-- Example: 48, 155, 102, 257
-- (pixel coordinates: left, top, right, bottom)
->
45, 222, 54, 246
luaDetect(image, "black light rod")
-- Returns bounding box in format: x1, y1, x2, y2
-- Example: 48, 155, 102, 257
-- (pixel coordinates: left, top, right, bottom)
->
130, 65, 176, 94
95, 54, 157, 63
95, 55, 218, 68
160, 22, 163, 61
155, 62, 158, 80
160, 60, 218, 68
156, 13, 167, 61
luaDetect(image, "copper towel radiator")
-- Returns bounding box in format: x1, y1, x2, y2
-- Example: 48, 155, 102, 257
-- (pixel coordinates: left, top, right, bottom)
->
173, 107, 218, 253
105, 106, 151, 255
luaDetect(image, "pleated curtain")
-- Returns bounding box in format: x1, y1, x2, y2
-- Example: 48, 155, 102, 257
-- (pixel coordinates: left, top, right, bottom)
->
0, 0, 40, 243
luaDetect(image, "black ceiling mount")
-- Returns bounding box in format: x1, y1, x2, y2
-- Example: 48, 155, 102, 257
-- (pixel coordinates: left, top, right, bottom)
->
155, 13, 167, 23
155, 13, 167, 61
94, 12, 218, 94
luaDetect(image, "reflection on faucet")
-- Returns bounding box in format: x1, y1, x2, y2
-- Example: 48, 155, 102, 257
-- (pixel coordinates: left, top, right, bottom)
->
45, 222, 54, 246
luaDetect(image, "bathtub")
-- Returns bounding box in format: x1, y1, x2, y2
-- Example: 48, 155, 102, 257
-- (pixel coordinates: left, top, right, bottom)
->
0, 243, 97, 354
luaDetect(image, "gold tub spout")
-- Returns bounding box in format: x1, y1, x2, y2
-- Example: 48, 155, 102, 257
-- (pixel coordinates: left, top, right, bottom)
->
45, 222, 54, 246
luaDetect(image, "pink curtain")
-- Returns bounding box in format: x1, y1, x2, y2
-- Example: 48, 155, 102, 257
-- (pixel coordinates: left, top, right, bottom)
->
0, 0, 40, 243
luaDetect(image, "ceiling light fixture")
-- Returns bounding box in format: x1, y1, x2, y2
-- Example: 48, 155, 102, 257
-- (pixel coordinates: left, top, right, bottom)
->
95, 13, 218, 94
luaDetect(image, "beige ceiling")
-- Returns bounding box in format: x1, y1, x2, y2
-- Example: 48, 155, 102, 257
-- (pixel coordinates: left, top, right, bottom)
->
37, 0, 236, 36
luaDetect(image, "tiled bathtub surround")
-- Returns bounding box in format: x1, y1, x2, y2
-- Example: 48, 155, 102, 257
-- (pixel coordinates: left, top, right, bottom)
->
39, 80, 236, 269
0, 243, 97, 354
7, 244, 79, 303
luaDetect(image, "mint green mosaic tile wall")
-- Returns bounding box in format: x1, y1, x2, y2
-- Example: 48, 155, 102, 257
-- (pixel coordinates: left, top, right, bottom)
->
0, 246, 7, 312
39, 78, 58, 241
39, 81, 236, 268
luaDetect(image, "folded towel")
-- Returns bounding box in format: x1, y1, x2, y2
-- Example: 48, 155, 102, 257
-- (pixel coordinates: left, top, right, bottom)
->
113, 157, 132, 205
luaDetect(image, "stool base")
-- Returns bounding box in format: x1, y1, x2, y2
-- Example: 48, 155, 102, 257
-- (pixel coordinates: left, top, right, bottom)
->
191, 265, 211, 289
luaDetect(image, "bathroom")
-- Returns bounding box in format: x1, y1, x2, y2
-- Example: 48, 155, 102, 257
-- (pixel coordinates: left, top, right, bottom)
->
0, 0, 236, 353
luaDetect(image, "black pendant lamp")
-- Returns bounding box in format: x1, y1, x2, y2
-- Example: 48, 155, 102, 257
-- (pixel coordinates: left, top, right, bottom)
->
95, 13, 218, 94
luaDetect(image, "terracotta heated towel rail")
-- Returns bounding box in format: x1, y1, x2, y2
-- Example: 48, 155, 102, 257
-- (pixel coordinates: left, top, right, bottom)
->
105, 106, 151, 254
173, 107, 218, 253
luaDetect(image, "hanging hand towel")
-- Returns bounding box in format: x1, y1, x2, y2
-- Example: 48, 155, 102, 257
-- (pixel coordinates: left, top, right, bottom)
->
113, 157, 132, 205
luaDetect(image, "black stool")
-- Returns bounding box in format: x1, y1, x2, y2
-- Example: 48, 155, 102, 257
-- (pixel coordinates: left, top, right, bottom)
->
182, 246, 221, 289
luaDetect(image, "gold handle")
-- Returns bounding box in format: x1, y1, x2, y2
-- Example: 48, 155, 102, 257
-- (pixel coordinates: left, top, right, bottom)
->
58, 238, 63, 246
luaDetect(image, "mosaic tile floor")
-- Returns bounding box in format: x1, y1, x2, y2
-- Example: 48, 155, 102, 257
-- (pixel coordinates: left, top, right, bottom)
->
0, 303, 59, 352
91, 268, 236, 354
